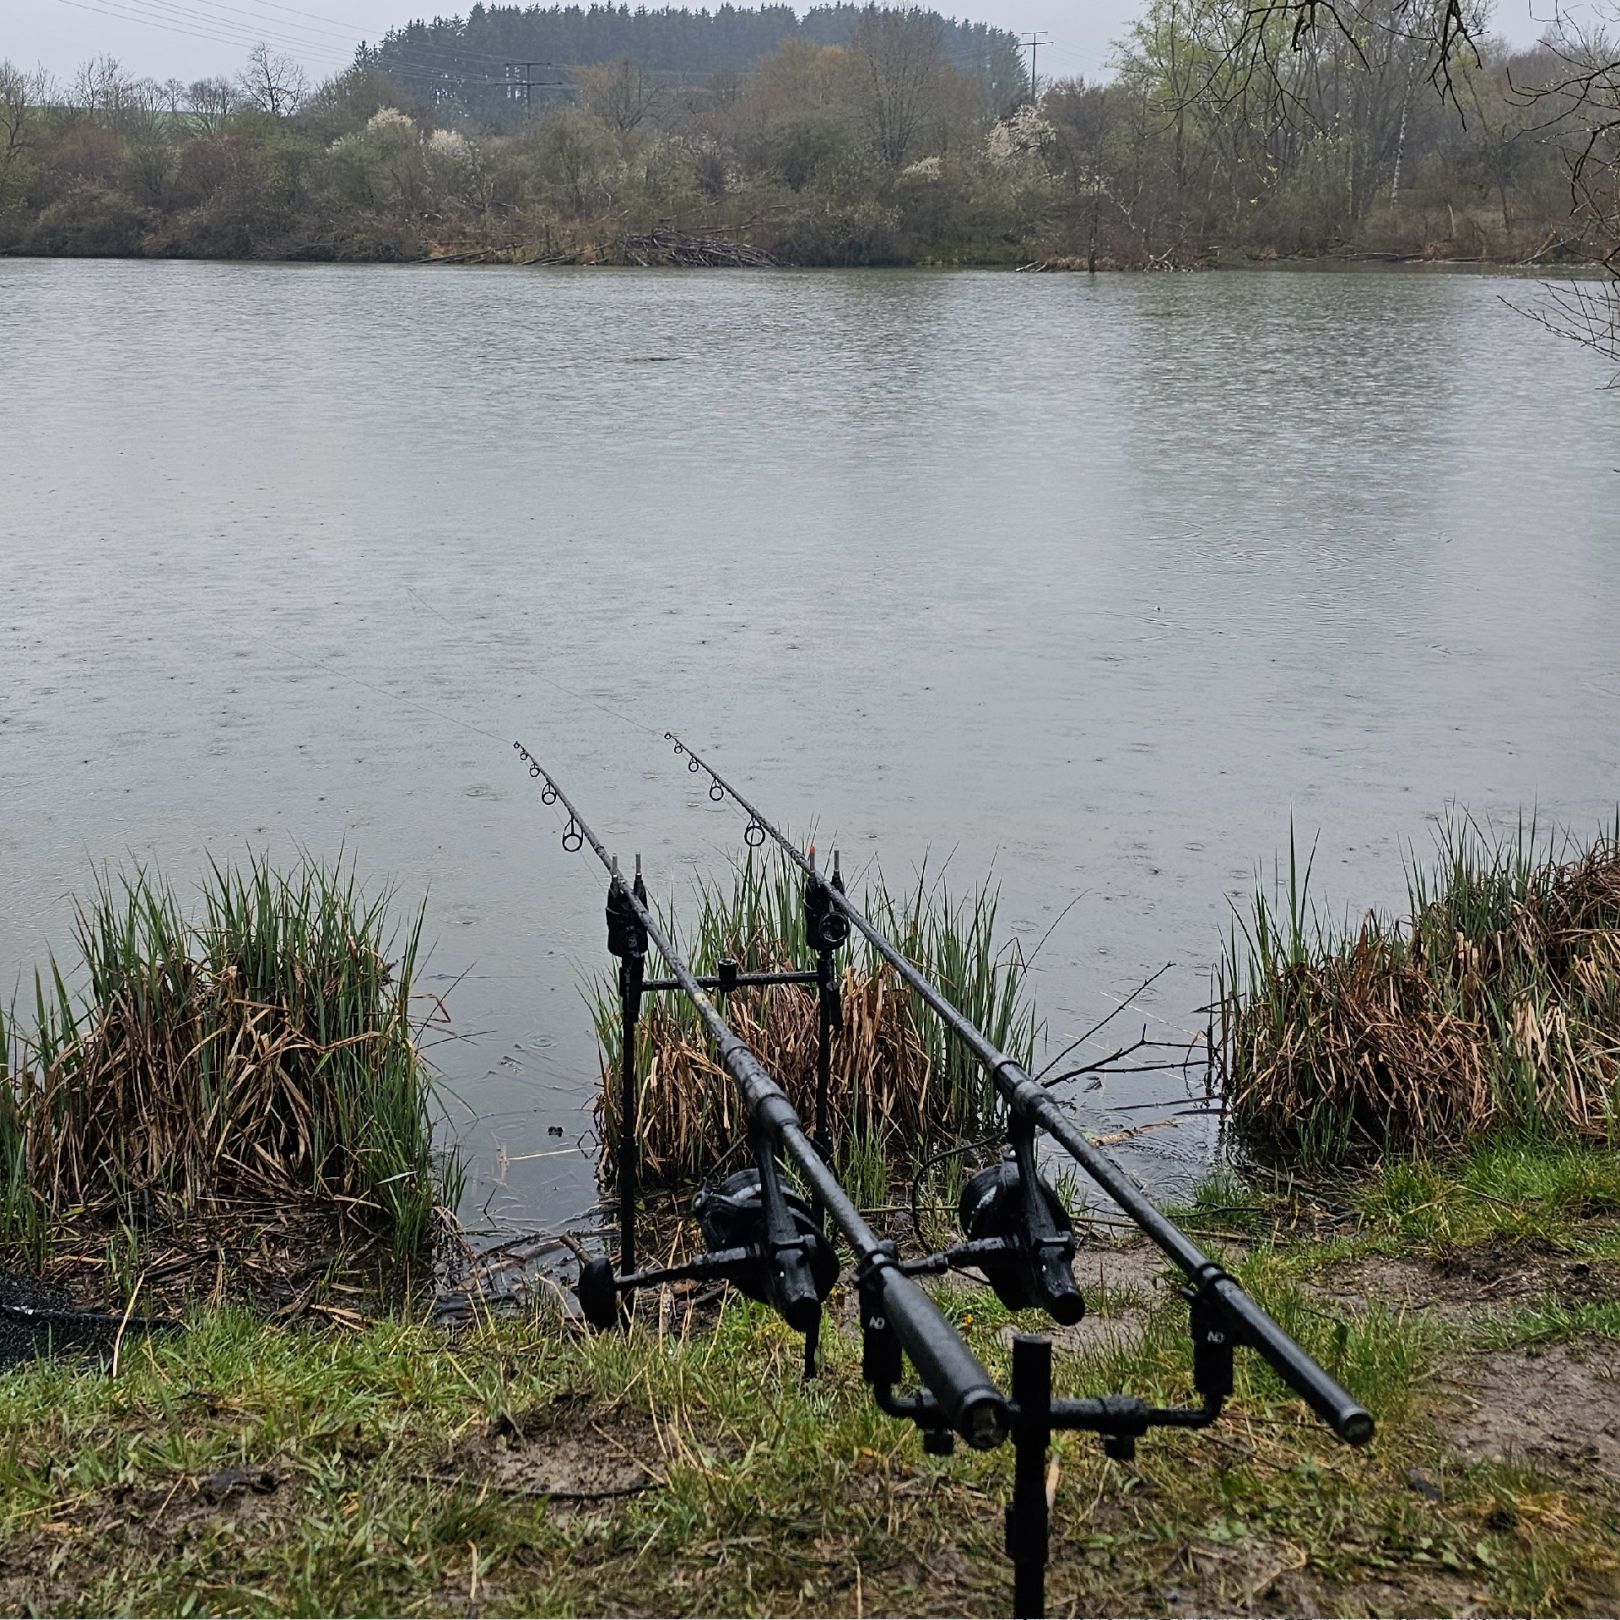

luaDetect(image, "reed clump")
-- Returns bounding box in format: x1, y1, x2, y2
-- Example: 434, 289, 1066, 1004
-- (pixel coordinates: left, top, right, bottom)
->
0, 857, 459, 1264
1218, 815, 1620, 1165
593, 851, 1034, 1198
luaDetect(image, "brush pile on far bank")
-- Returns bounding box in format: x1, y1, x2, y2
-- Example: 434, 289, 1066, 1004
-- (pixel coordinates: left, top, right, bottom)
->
1219, 817, 1620, 1165
593, 852, 1033, 1205
0, 858, 458, 1269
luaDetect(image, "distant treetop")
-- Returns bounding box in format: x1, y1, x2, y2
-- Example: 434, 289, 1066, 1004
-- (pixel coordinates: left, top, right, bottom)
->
362, 2, 1026, 119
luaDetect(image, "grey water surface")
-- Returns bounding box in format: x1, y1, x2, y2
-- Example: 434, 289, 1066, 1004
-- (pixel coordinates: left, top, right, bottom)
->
2, 258, 1616, 1235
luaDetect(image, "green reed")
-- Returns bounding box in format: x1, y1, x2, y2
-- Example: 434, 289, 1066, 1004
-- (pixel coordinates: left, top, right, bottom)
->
0, 856, 461, 1260
1217, 812, 1620, 1166
591, 847, 1035, 1196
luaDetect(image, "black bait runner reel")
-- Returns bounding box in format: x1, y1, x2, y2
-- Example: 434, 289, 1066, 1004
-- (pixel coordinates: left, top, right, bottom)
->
958, 1157, 1085, 1323
576, 1167, 838, 1333
695, 1170, 841, 1309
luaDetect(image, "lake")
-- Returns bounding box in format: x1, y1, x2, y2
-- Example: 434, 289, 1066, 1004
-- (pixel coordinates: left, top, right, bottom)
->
2, 258, 1616, 1236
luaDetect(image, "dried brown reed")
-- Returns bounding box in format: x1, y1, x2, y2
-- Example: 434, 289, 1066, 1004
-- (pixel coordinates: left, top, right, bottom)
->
601, 966, 934, 1187
593, 852, 1033, 1197
0, 858, 459, 1265
1219, 816, 1620, 1164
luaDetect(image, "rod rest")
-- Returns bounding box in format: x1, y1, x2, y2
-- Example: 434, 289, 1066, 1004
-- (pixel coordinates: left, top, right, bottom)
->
643, 959, 822, 994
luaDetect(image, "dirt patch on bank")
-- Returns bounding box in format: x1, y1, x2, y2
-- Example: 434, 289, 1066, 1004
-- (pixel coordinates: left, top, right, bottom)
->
1317, 1243, 1620, 1322
1441, 1338, 1620, 1478
446, 1394, 667, 1501
0, 1466, 300, 1616
1040, 1235, 1177, 1357
1138, 1537, 1486, 1618
1070, 1232, 1184, 1297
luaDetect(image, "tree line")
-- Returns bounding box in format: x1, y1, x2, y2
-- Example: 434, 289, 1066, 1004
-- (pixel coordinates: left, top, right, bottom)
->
0, 0, 1615, 275
366, 3, 1026, 119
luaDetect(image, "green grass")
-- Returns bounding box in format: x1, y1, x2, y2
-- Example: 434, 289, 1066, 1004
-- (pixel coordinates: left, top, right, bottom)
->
2, 1208, 1615, 1617
0, 856, 462, 1270
1177, 1139, 1620, 1282
1474, 1296, 1620, 1350
1217, 813, 1620, 1167
1347, 1138, 1620, 1255
3, 1136, 1619, 1614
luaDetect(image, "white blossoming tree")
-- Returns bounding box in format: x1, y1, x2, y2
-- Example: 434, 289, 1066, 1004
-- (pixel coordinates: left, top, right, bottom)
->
986, 104, 1055, 169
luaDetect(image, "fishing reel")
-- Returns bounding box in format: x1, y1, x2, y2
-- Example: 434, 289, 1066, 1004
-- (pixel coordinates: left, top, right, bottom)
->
695, 1169, 840, 1308
959, 1146, 1088, 1321
577, 1166, 838, 1333
959, 1158, 1085, 1323
903, 1139, 1086, 1327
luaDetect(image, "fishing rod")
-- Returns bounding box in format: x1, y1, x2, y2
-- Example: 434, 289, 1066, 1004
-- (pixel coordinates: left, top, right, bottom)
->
666, 735, 1378, 1419
661, 734, 1372, 1441
512, 742, 1008, 1455
514, 740, 1371, 1618
661, 733, 1373, 1613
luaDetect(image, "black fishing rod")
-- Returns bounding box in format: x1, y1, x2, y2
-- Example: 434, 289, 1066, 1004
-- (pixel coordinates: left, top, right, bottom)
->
660, 732, 1374, 1452
513, 742, 1008, 1454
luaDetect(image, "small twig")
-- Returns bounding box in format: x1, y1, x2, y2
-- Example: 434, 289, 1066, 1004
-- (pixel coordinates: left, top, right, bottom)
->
1036, 964, 1174, 1079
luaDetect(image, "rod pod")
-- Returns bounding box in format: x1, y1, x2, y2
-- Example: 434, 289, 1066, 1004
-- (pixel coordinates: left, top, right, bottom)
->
659, 732, 1373, 1446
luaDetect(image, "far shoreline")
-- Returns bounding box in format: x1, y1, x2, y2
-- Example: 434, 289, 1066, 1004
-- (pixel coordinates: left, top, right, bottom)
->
2, 247, 1611, 277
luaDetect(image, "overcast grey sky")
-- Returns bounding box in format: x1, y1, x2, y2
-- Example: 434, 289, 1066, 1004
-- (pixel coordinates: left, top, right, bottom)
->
6, 0, 1555, 94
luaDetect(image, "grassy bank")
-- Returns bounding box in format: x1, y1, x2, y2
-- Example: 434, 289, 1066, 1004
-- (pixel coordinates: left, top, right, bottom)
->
1218, 817, 1620, 1167
0, 857, 460, 1286
2, 1138, 1616, 1616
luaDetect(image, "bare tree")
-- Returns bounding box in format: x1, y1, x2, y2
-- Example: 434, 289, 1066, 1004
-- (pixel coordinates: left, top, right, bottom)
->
0, 62, 51, 208
527, 105, 615, 215
1044, 79, 1119, 268
850, 4, 947, 169
1521, 9, 1619, 261
188, 76, 240, 134
574, 59, 660, 136
1510, 6, 1620, 369
1513, 277, 1620, 364
1209, 0, 1486, 117
238, 44, 307, 118
69, 55, 130, 116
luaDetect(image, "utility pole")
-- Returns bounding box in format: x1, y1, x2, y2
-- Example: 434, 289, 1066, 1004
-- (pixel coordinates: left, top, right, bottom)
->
504, 60, 566, 111
1019, 31, 1051, 107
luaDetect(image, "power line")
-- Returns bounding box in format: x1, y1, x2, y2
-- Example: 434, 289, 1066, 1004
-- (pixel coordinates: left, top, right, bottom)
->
211, 0, 395, 41
129, 0, 365, 51
47, 0, 500, 90
501, 59, 568, 108
50, 0, 354, 73
1044, 39, 1115, 73
109, 0, 362, 62
369, 30, 553, 69
51, 0, 502, 86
